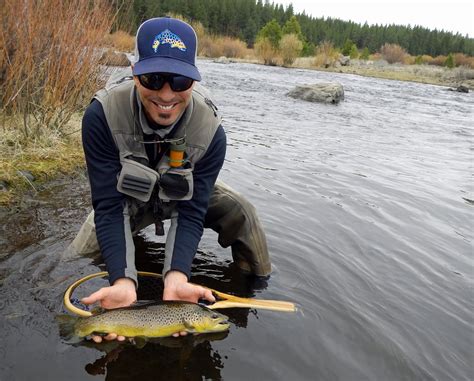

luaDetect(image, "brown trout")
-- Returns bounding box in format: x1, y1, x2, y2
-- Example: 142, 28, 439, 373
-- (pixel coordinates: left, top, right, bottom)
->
59, 301, 230, 339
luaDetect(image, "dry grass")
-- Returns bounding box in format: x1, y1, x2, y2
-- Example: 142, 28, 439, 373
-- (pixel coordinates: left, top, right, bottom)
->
1, 0, 114, 143
103, 30, 135, 52
0, 113, 84, 205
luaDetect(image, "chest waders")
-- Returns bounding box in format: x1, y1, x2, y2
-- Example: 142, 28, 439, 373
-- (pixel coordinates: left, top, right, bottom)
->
67, 69, 271, 277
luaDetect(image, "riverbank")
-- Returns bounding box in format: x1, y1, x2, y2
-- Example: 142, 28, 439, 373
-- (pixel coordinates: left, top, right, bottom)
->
228, 56, 474, 89
0, 115, 84, 205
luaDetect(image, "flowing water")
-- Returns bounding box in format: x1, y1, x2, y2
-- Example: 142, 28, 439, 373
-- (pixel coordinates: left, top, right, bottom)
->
0, 60, 473, 380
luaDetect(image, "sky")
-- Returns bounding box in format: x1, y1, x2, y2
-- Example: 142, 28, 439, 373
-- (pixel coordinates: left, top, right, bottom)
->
276, 0, 473, 37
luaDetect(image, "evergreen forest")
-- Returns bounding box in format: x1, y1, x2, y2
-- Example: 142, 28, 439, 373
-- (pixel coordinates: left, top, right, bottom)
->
114, 0, 473, 57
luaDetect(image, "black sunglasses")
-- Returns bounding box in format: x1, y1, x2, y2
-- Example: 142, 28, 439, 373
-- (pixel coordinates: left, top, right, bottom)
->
137, 73, 194, 92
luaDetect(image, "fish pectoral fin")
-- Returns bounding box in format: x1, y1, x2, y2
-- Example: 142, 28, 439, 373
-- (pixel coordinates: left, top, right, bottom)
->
183, 319, 196, 332
132, 336, 148, 349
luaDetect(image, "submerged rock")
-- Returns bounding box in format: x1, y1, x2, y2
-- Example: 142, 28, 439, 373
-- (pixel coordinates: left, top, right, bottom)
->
287, 83, 344, 104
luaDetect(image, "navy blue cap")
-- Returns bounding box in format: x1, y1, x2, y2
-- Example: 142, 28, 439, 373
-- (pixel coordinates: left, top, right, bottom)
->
132, 17, 201, 81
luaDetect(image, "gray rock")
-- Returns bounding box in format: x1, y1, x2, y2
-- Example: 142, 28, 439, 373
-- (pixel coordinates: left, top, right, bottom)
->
214, 56, 231, 64
449, 85, 469, 93
339, 55, 350, 66
287, 83, 344, 104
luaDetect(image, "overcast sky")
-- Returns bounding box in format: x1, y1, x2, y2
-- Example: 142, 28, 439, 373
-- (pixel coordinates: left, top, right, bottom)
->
276, 0, 473, 37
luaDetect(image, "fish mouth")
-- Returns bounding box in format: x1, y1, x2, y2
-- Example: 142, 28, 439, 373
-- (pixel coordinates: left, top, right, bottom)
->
215, 319, 230, 331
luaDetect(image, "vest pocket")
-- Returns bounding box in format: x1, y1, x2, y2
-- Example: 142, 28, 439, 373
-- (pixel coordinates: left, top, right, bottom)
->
117, 158, 159, 202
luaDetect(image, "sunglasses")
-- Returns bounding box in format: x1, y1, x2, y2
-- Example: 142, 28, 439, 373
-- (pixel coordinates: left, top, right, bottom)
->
137, 73, 194, 92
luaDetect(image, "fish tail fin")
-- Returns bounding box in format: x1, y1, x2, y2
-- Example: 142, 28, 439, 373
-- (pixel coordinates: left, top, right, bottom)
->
56, 314, 81, 342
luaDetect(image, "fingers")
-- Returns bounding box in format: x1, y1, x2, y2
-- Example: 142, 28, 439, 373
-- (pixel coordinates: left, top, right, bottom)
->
90, 333, 127, 343
200, 287, 216, 303
81, 288, 108, 305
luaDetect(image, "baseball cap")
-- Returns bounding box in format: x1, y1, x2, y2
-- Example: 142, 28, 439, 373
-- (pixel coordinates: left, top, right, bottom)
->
132, 17, 201, 81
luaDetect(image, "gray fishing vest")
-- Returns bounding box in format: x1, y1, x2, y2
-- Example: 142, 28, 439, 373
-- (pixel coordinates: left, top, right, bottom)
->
93, 68, 221, 208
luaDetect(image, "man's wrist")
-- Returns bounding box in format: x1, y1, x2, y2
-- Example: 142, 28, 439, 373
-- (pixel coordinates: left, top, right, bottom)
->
164, 270, 188, 286
113, 277, 136, 287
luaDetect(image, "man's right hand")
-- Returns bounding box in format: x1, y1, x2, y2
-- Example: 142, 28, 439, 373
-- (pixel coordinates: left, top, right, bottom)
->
81, 277, 136, 343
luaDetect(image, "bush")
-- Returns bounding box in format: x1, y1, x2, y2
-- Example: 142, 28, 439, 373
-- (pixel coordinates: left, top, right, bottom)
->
429, 55, 447, 66
280, 34, 303, 66
445, 53, 455, 68
453, 53, 474, 68
199, 35, 247, 58
1, 0, 114, 141
380, 43, 407, 64
360, 47, 370, 60
255, 37, 280, 66
312, 41, 339, 68
349, 45, 359, 59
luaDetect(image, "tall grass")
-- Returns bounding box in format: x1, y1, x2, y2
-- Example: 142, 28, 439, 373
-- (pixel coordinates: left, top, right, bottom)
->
1, 0, 114, 143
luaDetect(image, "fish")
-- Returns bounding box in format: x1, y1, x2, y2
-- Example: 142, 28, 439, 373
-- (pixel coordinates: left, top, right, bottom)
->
57, 301, 230, 340
152, 29, 187, 52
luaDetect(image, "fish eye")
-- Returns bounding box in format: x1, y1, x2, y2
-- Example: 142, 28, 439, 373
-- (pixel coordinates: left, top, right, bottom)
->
211, 313, 219, 319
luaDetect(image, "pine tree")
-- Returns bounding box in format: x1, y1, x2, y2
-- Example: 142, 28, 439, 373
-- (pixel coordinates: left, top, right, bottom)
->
257, 19, 282, 49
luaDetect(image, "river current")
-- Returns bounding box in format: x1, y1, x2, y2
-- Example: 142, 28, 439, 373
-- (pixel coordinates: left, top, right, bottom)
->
0, 60, 473, 380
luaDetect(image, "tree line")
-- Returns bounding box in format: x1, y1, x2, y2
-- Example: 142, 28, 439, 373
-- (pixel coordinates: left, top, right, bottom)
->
113, 0, 473, 57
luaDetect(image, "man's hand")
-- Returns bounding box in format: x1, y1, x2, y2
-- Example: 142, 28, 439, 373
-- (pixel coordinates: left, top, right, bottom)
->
81, 277, 136, 343
163, 270, 215, 337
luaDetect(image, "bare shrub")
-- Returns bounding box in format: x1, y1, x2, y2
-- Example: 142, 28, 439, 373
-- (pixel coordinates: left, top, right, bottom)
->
198, 35, 246, 58
280, 34, 303, 66
312, 41, 339, 68
221, 37, 247, 58
1, 0, 114, 141
380, 43, 407, 64
403, 55, 416, 65
420, 55, 434, 65
429, 55, 447, 66
454, 53, 474, 69
255, 37, 280, 66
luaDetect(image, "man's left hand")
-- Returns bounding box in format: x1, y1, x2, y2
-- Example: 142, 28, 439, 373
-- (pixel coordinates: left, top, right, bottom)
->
163, 270, 216, 337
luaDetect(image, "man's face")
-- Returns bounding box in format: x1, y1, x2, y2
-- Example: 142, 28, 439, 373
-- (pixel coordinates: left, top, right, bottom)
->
133, 74, 194, 126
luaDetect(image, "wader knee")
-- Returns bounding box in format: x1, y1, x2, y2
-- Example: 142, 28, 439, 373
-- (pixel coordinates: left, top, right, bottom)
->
65, 211, 100, 259
204, 181, 271, 276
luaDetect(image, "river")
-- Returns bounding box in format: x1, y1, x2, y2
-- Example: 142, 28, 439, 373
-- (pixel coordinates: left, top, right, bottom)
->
0, 59, 472, 380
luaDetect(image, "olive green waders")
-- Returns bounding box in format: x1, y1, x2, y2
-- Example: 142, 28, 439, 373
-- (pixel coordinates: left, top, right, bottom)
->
68, 181, 271, 276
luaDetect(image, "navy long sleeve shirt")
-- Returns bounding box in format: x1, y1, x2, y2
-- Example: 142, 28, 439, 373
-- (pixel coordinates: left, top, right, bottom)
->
82, 99, 226, 285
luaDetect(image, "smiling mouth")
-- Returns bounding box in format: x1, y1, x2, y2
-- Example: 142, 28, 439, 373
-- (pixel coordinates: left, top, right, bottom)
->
152, 100, 177, 111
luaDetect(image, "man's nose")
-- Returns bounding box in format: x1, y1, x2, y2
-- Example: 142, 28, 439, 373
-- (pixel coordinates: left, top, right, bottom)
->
157, 81, 175, 100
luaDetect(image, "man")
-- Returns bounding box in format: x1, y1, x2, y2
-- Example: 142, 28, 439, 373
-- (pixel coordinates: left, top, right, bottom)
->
71, 17, 271, 341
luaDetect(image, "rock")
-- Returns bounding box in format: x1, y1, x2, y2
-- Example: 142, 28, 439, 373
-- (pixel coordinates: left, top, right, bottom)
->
339, 55, 350, 66
287, 83, 344, 104
447, 85, 469, 93
214, 56, 231, 64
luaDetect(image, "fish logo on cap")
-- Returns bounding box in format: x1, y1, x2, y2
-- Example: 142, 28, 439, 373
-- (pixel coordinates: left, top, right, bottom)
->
152, 29, 187, 52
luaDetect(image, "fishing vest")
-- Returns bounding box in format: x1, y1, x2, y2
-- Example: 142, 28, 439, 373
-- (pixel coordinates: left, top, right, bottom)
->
93, 68, 221, 219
